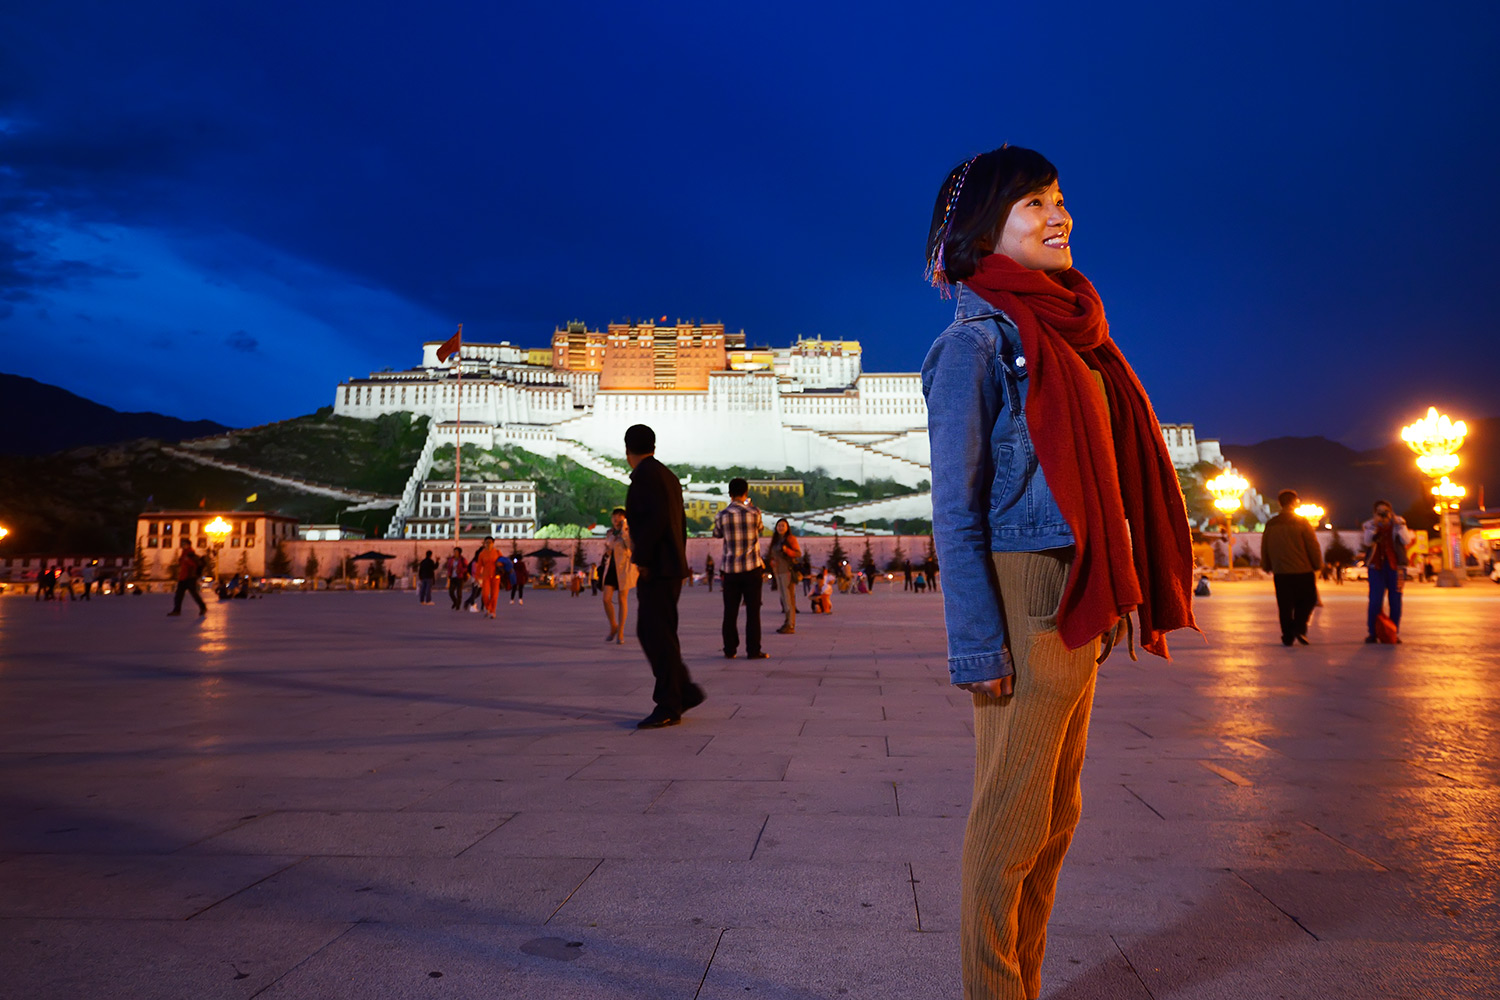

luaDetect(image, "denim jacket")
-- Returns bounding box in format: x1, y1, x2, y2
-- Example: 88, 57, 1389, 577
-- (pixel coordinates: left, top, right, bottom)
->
920, 286, 1074, 684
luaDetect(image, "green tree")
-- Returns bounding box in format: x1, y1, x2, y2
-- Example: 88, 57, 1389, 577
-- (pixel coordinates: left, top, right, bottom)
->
1325, 532, 1356, 568
886, 538, 907, 572
826, 533, 846, 572
133, 537, 150, 582
303, 552, 320, 579
860, 537, 877, 579
269, 540, 292, 577
236, 551, 251, 576
572, 538, 586, 572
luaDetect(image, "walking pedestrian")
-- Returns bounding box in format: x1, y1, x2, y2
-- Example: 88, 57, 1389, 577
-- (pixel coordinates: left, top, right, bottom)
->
474, 537, 501, 618
922, 145, 1195, 1000
1362, 499, 1412, 642
80, 561, 96, 601
600, 507, 637, 644
166, 539, 208, 616
417, 550, 437, 605
1261, 490, 1324, 646
443, 546, 467, 609
768, 518, 801, 634
508, 556, 528, 604
713, 478, 767, 659
704, 552, 715, 592
903, 558, 913, 591
624, 423, 705, 728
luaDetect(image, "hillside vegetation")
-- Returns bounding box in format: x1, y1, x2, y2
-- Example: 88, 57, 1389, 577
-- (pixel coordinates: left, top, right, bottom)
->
0, 441, 394, 553
192, 409, 430, 494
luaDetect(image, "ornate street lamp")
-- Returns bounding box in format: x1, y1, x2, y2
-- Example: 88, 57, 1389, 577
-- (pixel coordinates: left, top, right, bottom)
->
1206, 471, 1249, 580
0, 525, 9, 543
204, 516, 232, 589
1401, 407, 1467, 478
1402, 407, 1468, 586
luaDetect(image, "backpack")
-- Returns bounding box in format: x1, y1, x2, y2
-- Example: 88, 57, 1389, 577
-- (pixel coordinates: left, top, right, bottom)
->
1373, 612, 1400, 644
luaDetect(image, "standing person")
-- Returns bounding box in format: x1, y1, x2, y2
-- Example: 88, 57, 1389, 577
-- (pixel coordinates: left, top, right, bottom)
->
80, 561, 96, 601
624, 423, 705, 729
799, 552, 813, 596
510, 556, 528, 605
921, 145, 1195, 1000
1362, 499, 1412, 642
713, 478, 768, 660
443, 546, 468, 610
417, 550, 437, 605
1261, 490, 1324, 646
600, 507, 637, 644
903, 558, 914, 591
704, 552, 715, 592
768, 518, 802, 634
474, 537, 501, 618
166, 539, 208, 616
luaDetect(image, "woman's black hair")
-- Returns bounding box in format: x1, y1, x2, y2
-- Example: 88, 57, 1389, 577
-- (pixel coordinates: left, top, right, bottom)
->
926, 146, 1059, 284
775, 517, 793, 536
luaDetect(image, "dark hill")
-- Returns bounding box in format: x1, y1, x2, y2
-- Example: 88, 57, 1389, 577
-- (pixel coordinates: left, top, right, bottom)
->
1222, 416, 1500, 526
0, 373, 230, 456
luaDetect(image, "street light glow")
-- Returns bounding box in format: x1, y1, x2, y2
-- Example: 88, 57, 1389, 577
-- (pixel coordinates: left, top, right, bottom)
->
1206, 472, 1249, 512
1401, 406, 1467, 478
204, 516, 233, 540
1295, 503, 1325, 524
1431, 477, 1466, 504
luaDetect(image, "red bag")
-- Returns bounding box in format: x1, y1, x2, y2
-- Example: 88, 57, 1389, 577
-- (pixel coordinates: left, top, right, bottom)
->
1374, 612, 1400, 644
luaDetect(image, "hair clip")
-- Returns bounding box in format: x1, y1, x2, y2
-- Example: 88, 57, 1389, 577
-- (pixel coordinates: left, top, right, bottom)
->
926, 154, 980, 297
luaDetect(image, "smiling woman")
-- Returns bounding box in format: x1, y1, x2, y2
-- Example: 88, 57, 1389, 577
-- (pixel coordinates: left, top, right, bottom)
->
920, 144, 1197, 1000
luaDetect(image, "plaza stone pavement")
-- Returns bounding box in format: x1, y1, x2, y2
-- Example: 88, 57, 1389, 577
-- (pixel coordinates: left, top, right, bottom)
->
1, 581, 1498, 1000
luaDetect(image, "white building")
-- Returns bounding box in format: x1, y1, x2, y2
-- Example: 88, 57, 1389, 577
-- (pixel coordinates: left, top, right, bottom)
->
334, 332, 1240, 534
403, 480, 538, 540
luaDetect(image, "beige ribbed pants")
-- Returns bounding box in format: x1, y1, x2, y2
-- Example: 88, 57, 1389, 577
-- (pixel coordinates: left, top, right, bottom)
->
962, 550, 1099, 1000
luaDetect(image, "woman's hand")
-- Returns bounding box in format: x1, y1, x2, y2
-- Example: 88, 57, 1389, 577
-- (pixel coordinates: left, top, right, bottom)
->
958, 676, 1014, 699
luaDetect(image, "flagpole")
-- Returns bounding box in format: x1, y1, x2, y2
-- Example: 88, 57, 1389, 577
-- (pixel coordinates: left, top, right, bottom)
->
453, 323, 463, 545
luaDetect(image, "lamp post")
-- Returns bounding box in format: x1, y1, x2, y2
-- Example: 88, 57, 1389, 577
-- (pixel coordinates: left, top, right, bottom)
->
204, 516, 232, 591
1206, 472, 1249, 580
1401, 407, 1468, 587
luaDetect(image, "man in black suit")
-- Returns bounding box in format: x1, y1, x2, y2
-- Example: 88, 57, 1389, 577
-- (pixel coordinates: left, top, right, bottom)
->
624, 423, 706, 729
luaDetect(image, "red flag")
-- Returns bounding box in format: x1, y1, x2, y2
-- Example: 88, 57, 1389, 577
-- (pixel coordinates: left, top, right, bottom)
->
198, 497, 206, 509
436, 326, 462, 363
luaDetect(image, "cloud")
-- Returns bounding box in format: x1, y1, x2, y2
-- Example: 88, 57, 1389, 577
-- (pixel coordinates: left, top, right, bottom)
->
225, 330, 257, 353
0, 217, 447, 425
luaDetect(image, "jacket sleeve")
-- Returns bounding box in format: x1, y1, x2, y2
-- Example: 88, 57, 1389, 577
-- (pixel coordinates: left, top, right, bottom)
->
1303, 523, 1324, 571
922, 326, 1014, 684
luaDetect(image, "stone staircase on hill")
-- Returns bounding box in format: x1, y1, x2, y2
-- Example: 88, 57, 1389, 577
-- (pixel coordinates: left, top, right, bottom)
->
785, 426, 930, 486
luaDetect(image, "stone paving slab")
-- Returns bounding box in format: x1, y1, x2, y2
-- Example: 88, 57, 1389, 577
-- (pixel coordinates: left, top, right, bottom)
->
1, 581, 1498, 998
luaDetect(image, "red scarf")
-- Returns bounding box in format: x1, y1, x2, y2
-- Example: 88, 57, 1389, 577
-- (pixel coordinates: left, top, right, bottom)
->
964, 254, 1196, 657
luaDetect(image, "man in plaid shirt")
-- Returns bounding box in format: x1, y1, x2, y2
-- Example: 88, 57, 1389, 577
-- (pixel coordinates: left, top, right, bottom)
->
713, 477, 768, 659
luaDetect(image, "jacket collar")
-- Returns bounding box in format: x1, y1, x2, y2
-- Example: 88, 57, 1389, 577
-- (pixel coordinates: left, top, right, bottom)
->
952, 284, 1005, 322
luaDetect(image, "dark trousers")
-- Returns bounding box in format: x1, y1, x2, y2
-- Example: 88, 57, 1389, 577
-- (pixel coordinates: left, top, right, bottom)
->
172, 579, 206, 613
636, 575, 697, 715
1368, 567, 1403, 636
418, 578, 434, 603
448, 579, 464, 609
1272, 572, 1318, 641
721, 567, 765, 656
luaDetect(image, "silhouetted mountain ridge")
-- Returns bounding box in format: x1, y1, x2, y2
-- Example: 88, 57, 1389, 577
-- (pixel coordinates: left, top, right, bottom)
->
1222, 418, 1499, 526
0, 373, 230, 455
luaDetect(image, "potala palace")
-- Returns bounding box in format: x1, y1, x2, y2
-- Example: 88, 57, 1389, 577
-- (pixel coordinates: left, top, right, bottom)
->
332, 320, 1251, 537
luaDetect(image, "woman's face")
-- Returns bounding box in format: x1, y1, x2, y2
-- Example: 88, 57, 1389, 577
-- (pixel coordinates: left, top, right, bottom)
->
775, 520, 788, 535
996, 180, 1072, 273
611, 511, 625, 530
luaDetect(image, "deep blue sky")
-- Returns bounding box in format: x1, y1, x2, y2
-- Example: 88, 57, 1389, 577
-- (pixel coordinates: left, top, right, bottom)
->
2, 1, 1496, 448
